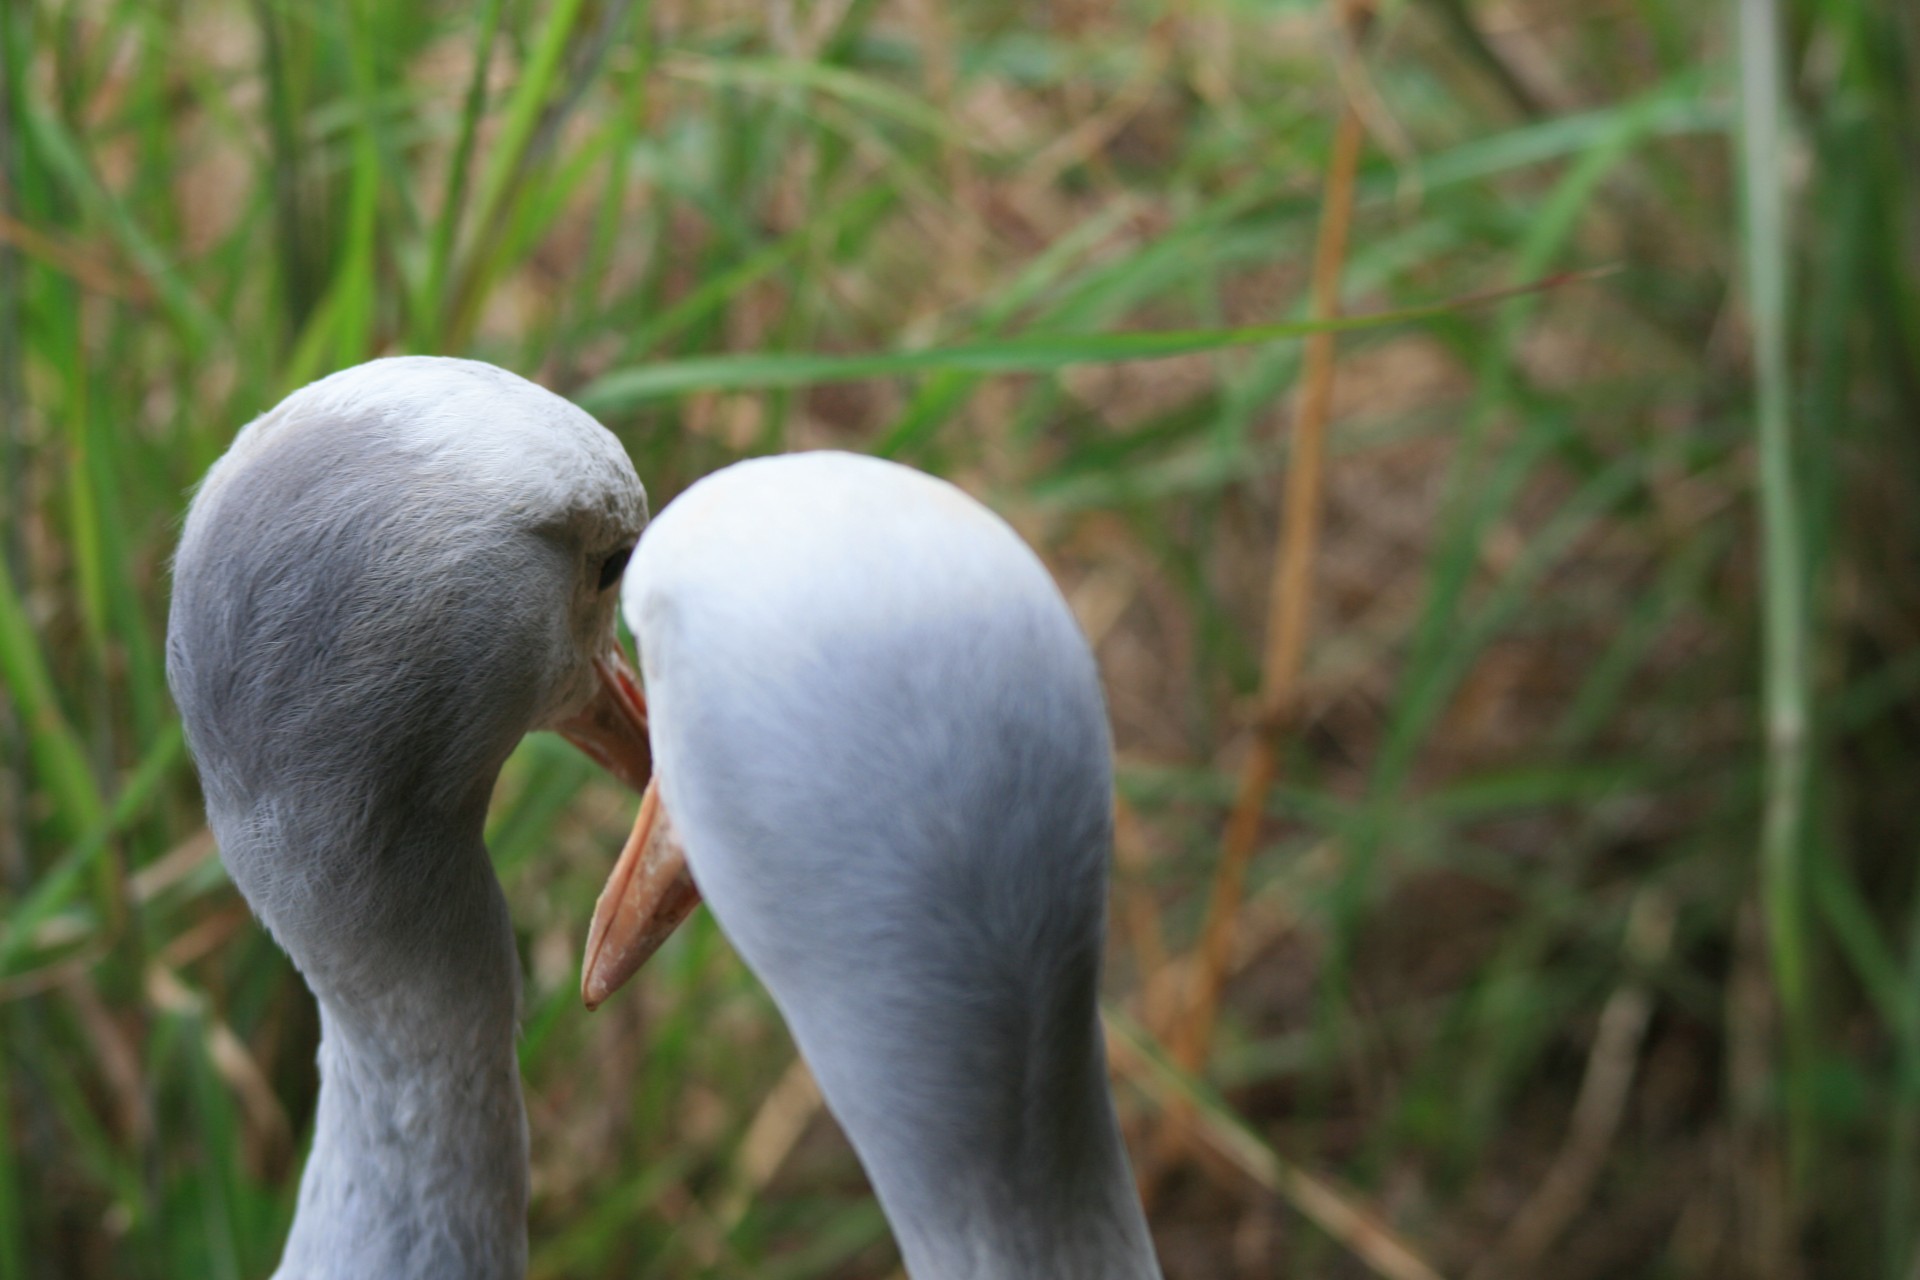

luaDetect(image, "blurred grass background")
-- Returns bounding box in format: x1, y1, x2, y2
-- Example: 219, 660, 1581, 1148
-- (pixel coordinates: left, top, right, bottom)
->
1, 0, 1916, 1276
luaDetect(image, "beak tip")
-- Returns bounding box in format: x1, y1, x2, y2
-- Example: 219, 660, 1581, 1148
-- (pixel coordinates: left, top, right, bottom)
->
580, 776, 702, 1012
581, 952, 616, 1010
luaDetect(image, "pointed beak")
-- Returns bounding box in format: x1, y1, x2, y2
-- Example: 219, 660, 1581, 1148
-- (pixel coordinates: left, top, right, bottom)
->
556, 649, 654, 793
581, 775, 700, 1010
558, 644, 702, 1010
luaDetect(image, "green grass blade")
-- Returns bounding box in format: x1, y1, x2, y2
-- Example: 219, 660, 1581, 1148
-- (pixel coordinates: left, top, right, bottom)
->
1737, 0, 1814, 1184
0, 1021, 25, 1280
446, 0, 593, 341
663, 53, 974, 146
14, 97, 219, 348
578, 275, 1597, 412
0, 553, 106, 845
0, 724, 185, 976
418, 0, 507, 346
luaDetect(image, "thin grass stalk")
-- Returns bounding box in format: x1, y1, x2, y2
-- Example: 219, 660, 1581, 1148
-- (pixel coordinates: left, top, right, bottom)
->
444, 0, 593, 347
1471, 891, 1676, 1279
252, 0, 314, 336
0, 0, 20, 570
419, 0, 506, 347
576, 270, 1597, 413
1736, 0, 1813, 1192
1108, 1010, 1447, 1280
1413, 0, 1544, 119
552, 35, 649, 379
0, 1023, 23, 1280
1174, 97, 1364, 1058
0, 550, 106, 845
0, 0, 27, 966
1892, 876, 1920, 1280
59, 318, 111, 710
334, 0, 384, 367
1145, 0, 1373, 1183
14, 85, 216, 349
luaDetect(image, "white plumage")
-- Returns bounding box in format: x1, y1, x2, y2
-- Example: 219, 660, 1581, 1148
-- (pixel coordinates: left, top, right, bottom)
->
596, 452, 1163, 1279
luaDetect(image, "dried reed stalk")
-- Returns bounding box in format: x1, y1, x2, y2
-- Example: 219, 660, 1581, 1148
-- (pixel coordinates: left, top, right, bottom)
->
1146, 0, 1374, 1184
1110, 1012, 1448, 1280
1471, 892, 1676, 1279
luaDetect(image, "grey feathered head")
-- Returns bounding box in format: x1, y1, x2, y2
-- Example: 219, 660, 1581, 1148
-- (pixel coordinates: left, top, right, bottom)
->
167, 357, 650, 966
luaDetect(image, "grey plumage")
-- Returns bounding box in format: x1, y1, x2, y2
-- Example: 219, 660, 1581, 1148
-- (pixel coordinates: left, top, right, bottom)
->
172, 361, 1159, 1278
623, 453, 1162, 1279
168, 357, 646, 1280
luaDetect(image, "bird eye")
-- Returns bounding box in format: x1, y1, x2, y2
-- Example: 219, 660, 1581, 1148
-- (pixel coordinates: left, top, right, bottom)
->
597, 546, 633, 592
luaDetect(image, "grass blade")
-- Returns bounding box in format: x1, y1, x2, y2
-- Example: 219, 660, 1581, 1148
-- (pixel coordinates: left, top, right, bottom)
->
577, 273, 1604, 412
1736, 0, 1813, 1186
0, 553, 105, 845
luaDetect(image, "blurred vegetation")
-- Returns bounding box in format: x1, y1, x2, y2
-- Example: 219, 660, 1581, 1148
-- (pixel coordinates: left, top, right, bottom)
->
1, 0, 1916, 1276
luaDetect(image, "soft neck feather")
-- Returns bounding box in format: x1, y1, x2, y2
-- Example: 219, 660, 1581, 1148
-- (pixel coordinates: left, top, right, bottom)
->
222, 804, 529, 1280
627, 450, 1166, 1280
164, 357, 651, 1280
792, 985, 1157, 1280
648, 704, 1162, 1280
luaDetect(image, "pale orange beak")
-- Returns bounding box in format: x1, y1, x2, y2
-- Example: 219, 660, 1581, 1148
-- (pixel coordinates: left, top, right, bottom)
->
555, 650, 654, 793
556, 647, 702, 1010
580, 775, 699, 1010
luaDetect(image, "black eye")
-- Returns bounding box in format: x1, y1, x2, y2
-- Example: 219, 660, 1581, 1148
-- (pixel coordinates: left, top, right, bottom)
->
597, 546, 633, 591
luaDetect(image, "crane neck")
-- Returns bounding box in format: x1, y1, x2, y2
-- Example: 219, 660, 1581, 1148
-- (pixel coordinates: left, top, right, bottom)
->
221, 802, 529, 1280
788, 979, 1161, 1280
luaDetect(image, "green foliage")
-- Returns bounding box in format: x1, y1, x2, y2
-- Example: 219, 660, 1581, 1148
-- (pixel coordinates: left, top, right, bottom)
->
0, 1, 1915, 1276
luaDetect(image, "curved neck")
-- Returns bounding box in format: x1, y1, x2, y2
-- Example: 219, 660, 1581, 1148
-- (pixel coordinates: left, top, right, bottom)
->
872, 1022, 1158, 1280
277, 996, 527, 1280
221, 806, 529, 1280
783, 970, 1160, 1280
